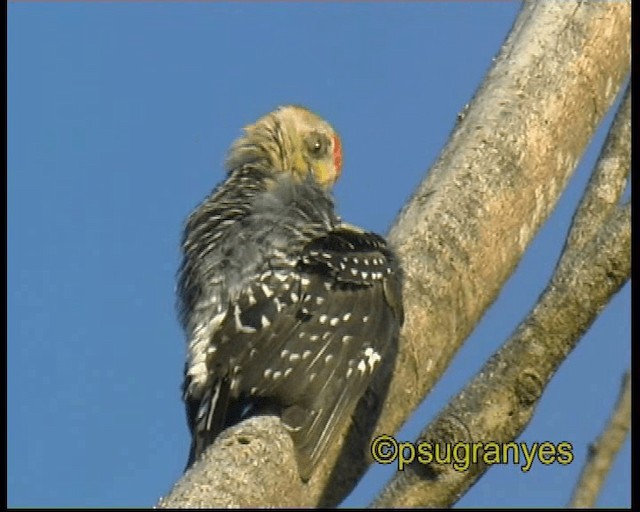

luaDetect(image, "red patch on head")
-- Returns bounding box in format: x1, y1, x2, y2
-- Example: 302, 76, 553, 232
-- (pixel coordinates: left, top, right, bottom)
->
332, 134, 343, 178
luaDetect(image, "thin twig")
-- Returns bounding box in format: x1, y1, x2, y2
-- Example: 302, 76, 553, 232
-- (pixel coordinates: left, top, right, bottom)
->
569, 372, 631, 508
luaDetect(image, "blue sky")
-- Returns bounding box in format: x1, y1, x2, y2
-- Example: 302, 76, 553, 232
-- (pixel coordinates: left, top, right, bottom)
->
7, 2, 630, 508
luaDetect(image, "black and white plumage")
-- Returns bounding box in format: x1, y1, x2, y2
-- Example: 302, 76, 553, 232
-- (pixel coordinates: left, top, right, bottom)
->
177, 105, 403, 480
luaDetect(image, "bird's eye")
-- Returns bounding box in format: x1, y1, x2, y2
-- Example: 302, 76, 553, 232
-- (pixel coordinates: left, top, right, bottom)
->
306, 133, 328, 157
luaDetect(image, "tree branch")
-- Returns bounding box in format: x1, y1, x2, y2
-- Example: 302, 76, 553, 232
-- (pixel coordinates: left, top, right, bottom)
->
559, 84, 630, 264
569, 371, 631, 508
378, 2, 629, 462
373, 201, 630, 507
158, 417, 302, 508
372, 79, 631, 506
157, 1, 630, 507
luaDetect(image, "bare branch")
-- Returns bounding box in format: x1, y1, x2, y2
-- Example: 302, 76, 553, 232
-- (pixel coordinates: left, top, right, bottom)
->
352, 1, 630, 505
560, 83, 630, 262
372, 67, 631, 507
569, 372, 631, 508
372, 200, 630, 507
159, 417, 302, 508
379, 0, 629, 456
157, 1, 630, 507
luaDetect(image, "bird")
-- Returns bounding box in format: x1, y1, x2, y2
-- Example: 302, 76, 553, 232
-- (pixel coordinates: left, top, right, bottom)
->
177, 105, 404, 480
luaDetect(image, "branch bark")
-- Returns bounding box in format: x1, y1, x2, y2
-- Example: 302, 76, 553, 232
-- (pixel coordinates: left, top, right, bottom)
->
158, 1, 630, 507
569, 371, 631, 508
372, 81, 631, 508
157, 417, 302, 508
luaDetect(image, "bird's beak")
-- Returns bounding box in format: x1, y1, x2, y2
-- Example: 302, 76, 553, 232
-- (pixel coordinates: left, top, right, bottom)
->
314, 161, 339, 188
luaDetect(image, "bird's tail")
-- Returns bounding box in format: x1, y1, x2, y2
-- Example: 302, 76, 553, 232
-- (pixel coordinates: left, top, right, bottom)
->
184, 377, 231, 471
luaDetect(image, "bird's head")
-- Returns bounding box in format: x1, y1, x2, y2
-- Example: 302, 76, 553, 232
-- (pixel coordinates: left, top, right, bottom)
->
225, 105, 343, 189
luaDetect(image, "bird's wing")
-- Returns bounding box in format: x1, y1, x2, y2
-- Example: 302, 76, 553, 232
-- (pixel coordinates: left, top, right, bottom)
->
184, 264, 306, 466
186, 223, 403, 478
284, 224, 403, 477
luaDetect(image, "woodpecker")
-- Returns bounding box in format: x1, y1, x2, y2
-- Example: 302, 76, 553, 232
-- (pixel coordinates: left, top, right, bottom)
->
177, 105, 403, 480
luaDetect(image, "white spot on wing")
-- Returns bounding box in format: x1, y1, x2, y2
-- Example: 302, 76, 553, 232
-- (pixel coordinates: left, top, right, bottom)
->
261, 283, 274, 298
364, 347, 382, 369
274, 272, 288, 282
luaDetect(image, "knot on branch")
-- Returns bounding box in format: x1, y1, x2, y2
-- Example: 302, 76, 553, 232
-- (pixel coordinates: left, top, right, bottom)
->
516, 369, 543, 407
